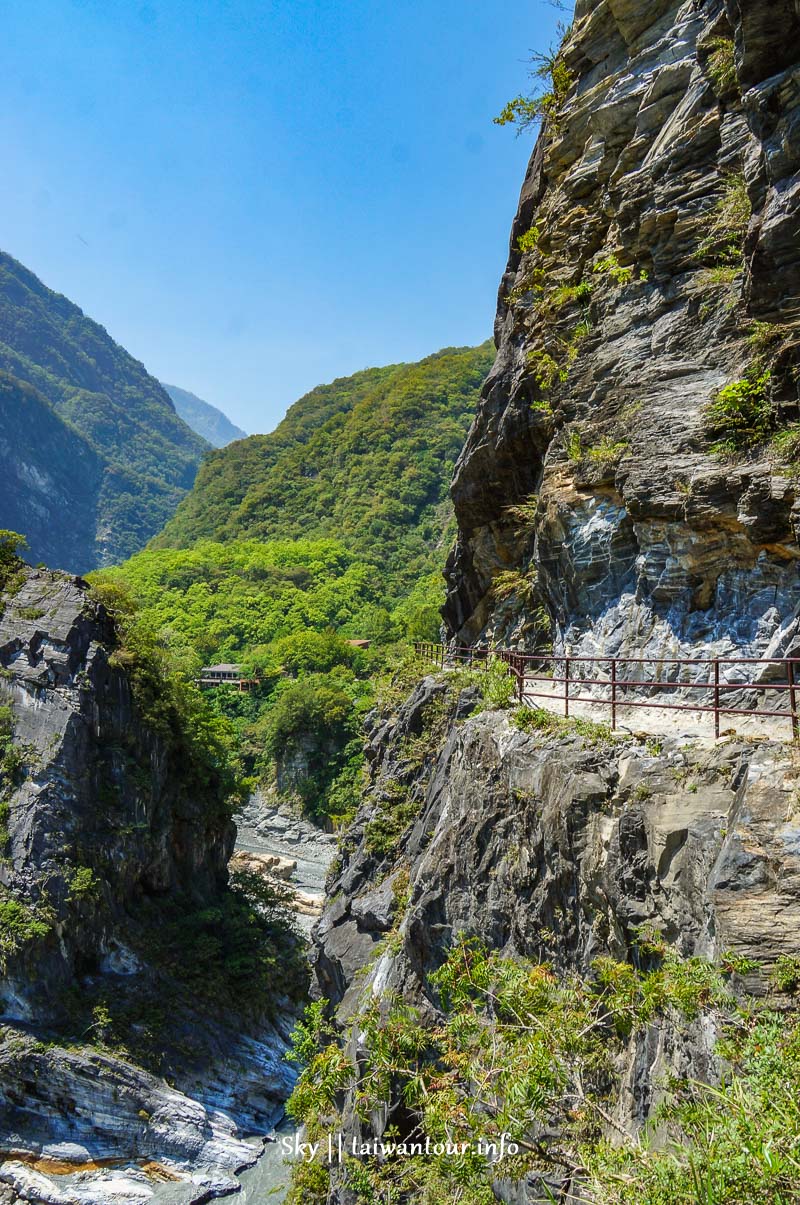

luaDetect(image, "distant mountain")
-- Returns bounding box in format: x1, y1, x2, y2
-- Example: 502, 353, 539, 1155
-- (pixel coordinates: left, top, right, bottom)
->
161, 383, 247, 447
0, 251, 209, 571
151, 343, 494, 594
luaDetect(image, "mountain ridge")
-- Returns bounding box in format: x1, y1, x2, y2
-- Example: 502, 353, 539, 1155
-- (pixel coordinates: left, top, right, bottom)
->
151, 341, 494, 595
0, 250, 209, 570
162, 381, 247, 447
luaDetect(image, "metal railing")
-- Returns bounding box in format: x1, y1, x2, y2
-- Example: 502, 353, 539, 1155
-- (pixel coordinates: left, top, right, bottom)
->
413, 642, 800, 739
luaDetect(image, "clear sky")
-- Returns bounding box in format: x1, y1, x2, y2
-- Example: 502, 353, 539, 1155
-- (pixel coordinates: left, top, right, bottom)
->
1, 1, 564, 434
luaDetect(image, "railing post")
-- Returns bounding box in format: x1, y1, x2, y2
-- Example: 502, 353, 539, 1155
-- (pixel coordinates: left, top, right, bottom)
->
611, 658, 617, 730
789, 659, 799, 741
713, 659, 720, 739
564, 655, 570, 718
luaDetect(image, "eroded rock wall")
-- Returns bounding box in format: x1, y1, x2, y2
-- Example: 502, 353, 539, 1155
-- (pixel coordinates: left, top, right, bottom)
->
0, 567, 296, 1203
312, 678, 800, 1191
444, 0, 800, 666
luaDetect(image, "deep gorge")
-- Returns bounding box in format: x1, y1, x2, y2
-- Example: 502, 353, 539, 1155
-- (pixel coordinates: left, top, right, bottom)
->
1, 0, 800, 1202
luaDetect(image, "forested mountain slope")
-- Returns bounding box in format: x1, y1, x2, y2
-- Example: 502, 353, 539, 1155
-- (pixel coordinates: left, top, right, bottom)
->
162, 381, 247, 446
0, 251, 208, 570
152, 343, 493, 594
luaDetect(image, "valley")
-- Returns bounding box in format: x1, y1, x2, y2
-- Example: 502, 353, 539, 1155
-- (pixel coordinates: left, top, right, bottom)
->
1, 0, 800, 1202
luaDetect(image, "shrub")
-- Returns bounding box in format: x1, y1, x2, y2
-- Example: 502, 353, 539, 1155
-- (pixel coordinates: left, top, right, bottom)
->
771, 423, 800, 468
491, 568, 538, 607
585, 436, 630, 466
771, 953, 800, 994
565, 428, 583, 461
516, 226, 541, 254
286, 939, 774, 1205
0, 895, 51, 969
696, 173, 751, 266
514, 706, 613, 746
705, 36, 737, 97
482, 658, 517, 709
494, 46, 574, 133
528, 349, 567, 391
704, 371, 773, 456
593, 253, 634, 286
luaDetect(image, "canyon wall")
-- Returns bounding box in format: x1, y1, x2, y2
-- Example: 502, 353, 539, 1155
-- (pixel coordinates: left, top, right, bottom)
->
444, 0, 800, 670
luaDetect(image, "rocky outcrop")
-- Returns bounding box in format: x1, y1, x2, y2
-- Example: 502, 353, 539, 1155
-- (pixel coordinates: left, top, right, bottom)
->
310, 676, 800, 1194
0, 565, 300, 1203
444, 0, 800, 668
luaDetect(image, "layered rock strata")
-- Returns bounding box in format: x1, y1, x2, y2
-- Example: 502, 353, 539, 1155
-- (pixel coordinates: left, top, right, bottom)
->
444, 0, 800, 671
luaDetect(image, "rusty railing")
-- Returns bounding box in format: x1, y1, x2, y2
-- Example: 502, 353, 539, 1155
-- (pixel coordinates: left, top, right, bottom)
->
413, 642, 800, 739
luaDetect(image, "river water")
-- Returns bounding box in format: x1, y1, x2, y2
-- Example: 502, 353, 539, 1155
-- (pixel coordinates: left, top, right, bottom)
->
224, 793, 336, 1201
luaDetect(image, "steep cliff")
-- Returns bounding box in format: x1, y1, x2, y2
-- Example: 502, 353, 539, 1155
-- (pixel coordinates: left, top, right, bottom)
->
0, 558, 303, 1203
306, 674, 800, 1200
444, 0, 800, 667
292, 5, 800, 1202
0, 251, 209, 571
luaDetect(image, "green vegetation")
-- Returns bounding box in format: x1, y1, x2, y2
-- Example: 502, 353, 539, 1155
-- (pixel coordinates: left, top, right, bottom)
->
696, 174, 751, 268
99, 345, 493, 823
286, 936, 800, 1205
0, 530, 28, 595
0, 894, 52, 970
491, 567, 539, 607
703, 371, 773, 457
528, 348, 569, 390
88, 577, 250, 818
151, 344, 493, 595
516, 225, 541, 254
63, 869, 306, 1070
771, 954, 800, 994
704, 36, 738, 97
593, 253, 633, 286
0, 252, 208, 567
514, 705, 614, 746
364, 781, 418, 857
494, 40, 574, 133
91, 540, 427, 822
65, 866, 100, 902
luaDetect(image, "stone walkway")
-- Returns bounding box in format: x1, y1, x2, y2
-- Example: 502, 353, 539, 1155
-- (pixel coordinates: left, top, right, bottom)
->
519, 676, 796, 744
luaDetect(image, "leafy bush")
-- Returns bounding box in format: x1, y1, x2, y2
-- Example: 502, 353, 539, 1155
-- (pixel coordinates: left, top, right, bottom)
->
494, 46, 574, 133
491, 568, 538, 606
516, 225, 541, 254
514, 705, 613, 745
364, 781, 419, 857
286, 939, 782, 1204
771, 953, 800, 994
481, 658, 518, 709
0, 894, 51, 969
703, 371, 773, 456
585, 436, 630, 466
528, 349, 567, 391
593, 253, 635, 286
0, 530, 28, 595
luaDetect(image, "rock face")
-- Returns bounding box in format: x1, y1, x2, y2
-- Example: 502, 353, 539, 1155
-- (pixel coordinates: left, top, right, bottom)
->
0, 565, 298, 1203
311, 677, 800, 1195
443, 0, 800, 669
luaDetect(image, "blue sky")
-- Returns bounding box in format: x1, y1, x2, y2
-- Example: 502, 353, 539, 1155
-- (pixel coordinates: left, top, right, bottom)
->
1, 1, 564, 433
